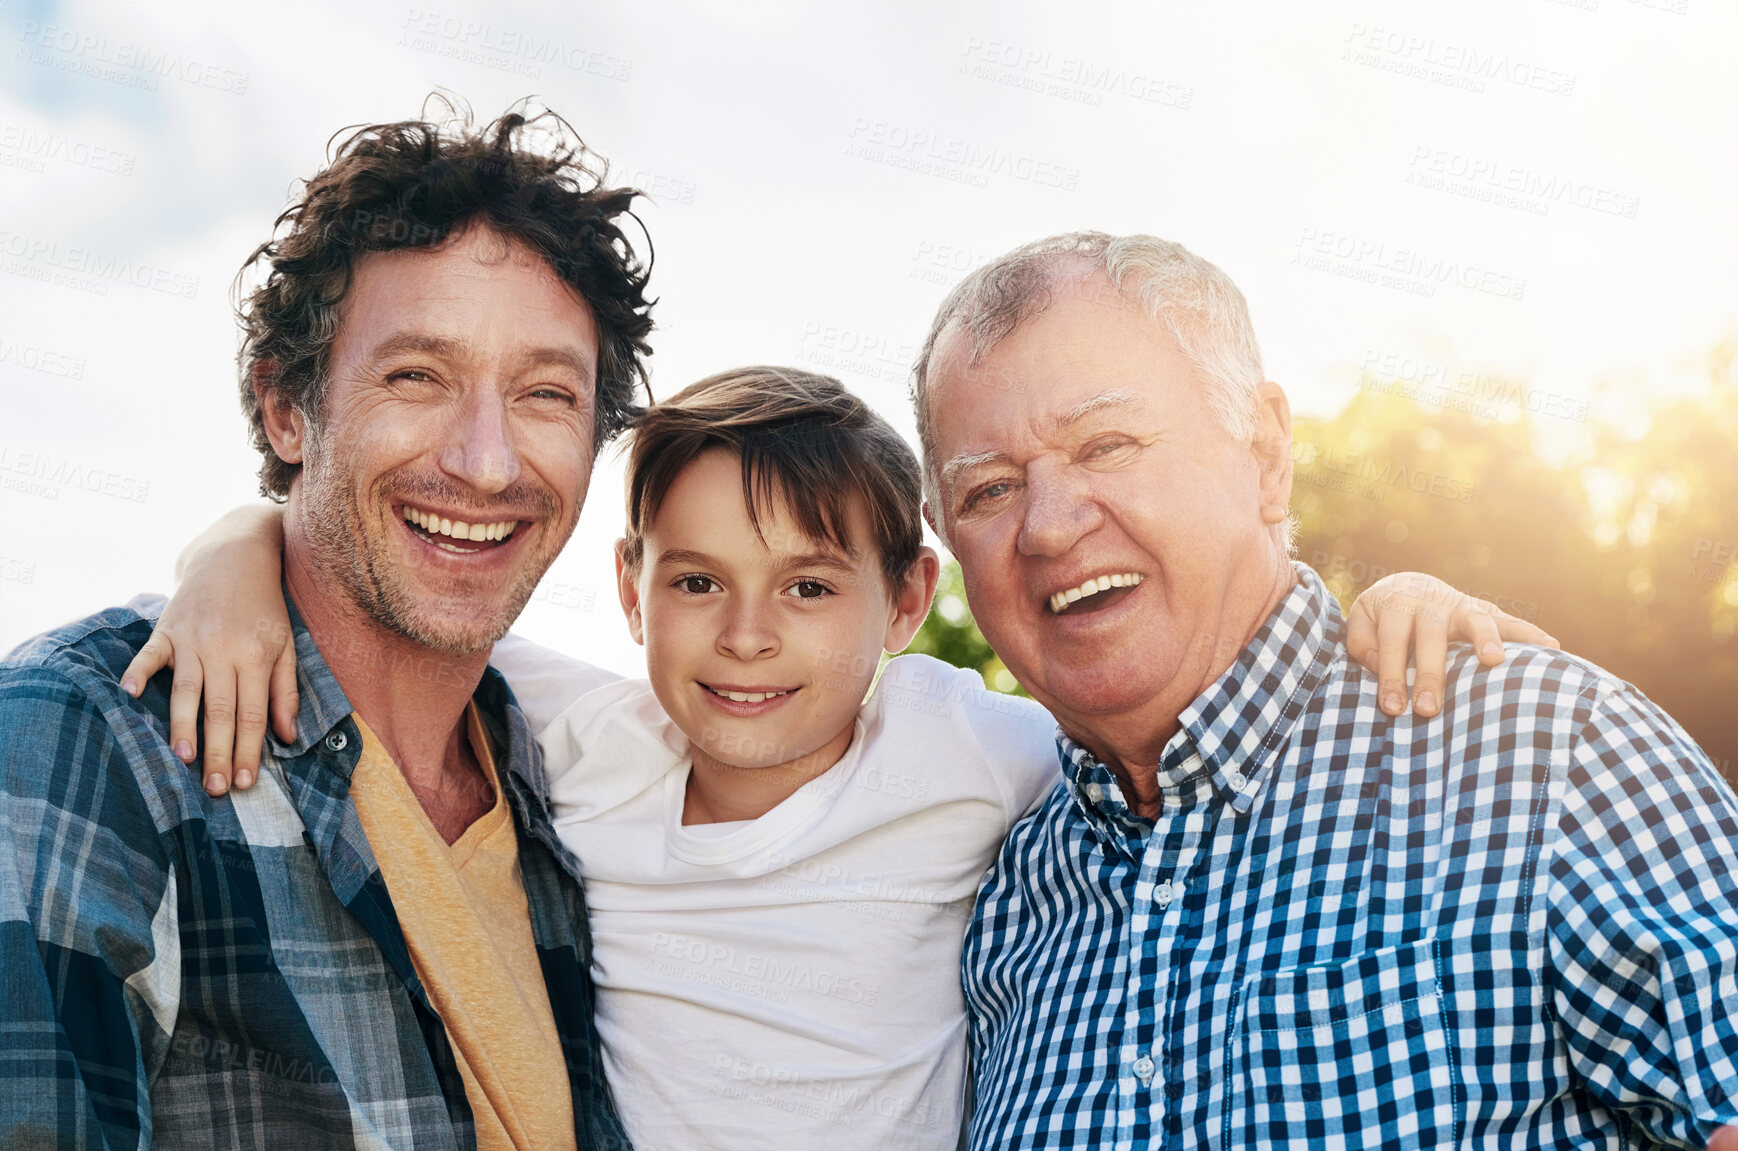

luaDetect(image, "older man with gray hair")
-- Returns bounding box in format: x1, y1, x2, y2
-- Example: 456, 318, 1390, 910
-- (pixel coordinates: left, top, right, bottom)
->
915, 232, 1738, 1148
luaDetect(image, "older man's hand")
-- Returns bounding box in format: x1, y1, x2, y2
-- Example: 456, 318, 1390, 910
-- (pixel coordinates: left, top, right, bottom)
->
1345, 571, 1559, 718
1707, 1125, 1738, 1149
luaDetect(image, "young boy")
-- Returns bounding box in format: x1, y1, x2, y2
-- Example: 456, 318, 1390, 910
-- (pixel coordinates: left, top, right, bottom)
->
528, 367, 1055, 1148
134, 367, 1549, 1149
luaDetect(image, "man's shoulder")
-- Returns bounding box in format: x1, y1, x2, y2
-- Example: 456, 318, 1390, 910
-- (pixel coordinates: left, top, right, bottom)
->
1335, 640, 1615, 725
1328, 640, 1724, 806
1, 595, 165, 692
0, 595, 205, 826
0, 594, 171, 740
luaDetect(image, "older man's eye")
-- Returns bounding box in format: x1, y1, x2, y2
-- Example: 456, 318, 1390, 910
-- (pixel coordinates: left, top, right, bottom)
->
962, 481, 1013, 512
1083, 437, 1136, 463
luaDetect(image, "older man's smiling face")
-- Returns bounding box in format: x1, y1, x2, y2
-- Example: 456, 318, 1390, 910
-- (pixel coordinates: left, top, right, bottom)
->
926, 275, 1291, 747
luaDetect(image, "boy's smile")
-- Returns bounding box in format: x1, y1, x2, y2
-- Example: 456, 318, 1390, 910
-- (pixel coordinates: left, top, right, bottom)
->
618, 448, 935, 824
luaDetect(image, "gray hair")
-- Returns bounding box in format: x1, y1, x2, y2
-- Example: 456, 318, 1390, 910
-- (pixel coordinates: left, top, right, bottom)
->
910, 231, 1266, 511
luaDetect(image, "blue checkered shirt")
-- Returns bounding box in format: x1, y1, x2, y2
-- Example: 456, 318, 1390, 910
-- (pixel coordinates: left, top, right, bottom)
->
963, 563, 1738, 1149
0, 595, 629, 1150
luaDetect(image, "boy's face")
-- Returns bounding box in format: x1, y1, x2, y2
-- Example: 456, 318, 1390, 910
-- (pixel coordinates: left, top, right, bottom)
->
619, 448, 928, 778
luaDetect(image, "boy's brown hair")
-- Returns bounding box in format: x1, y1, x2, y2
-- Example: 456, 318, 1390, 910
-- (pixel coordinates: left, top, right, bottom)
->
621, 367, 923, 592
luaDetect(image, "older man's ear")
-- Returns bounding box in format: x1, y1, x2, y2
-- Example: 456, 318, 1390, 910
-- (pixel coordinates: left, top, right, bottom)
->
1252, 381, 1293, 529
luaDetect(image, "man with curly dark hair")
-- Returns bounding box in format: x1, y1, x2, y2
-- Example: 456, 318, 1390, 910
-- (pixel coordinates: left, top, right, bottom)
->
0, 102, 645, 1149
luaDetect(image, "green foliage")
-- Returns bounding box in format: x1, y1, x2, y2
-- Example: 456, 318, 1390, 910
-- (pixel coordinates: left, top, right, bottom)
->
908, 560, 1029, 697
1291, 345, 1738, 787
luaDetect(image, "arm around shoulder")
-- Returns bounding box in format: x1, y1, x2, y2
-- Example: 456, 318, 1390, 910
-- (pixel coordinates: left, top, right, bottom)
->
490, 632, 625, 736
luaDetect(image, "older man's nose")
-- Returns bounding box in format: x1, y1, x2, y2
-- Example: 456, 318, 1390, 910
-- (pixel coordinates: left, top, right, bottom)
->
440, 388, 521, 493
1016, 464, 1103, 557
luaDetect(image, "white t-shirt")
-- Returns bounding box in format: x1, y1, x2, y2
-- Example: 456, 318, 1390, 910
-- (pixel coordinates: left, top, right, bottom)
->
497, 642, 1060, 1151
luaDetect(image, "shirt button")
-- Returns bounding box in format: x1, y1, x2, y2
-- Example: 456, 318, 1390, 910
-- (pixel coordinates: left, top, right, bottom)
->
1132, 1055, 1155, 1084
1226, 769, 1248, 792
1154, 885, 1173, 908
324, 731, 348, 752
1084, 783, 1104, 803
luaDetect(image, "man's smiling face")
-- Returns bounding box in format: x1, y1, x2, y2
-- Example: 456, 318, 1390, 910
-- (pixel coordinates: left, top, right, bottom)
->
926, 275, 1281, 735
288, 224, 599, 653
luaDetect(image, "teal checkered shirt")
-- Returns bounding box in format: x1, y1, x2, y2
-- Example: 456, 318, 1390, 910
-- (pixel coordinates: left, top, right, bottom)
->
0, 593, 629, 1149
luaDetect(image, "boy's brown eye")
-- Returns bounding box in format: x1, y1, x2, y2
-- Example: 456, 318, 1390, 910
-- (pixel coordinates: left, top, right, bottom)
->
791, 580, 829, 599
679, 576, 716, 594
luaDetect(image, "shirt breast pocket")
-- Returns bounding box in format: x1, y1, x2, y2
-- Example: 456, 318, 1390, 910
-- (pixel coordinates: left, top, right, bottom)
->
1226, 938, 1461, 1149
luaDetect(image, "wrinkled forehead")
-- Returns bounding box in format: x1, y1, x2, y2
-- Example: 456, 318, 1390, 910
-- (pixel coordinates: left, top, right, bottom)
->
927, 285, 1160, 425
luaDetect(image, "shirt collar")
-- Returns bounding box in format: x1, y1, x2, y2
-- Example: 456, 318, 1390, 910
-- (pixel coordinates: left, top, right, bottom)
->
265, 589, 544, 797
267, 587, 356, 760
1062, 560, 1340, 824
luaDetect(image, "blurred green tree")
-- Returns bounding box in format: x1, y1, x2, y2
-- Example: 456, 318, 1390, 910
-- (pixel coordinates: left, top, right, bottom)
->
907, 559, 1027, 697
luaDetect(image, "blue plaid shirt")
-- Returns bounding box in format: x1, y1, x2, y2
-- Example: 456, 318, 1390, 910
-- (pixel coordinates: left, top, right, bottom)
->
964, 563, 1738, 1149
0, 595, 629, 1150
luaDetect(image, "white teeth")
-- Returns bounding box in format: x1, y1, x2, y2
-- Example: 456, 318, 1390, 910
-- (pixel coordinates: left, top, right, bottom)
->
401, 506, 518, 543
714, 688, 792, 703
1048, 573, 1144, 614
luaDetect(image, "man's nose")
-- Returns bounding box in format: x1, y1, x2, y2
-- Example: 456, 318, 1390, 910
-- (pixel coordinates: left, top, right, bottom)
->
439, 387, 521, 494
716, 597, 779, 661
1016, 460, 1103, 557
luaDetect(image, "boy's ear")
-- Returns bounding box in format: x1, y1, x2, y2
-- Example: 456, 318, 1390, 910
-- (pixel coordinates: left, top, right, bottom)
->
254, 364, 307, 465
614, 540, 645, 645
883, 546, 942, 655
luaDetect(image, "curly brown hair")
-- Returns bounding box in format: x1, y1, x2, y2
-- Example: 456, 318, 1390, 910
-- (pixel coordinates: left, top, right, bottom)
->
237, 98, 654, 498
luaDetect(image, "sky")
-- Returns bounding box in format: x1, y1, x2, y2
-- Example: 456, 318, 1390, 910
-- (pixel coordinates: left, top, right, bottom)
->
2, 0, 1735, 675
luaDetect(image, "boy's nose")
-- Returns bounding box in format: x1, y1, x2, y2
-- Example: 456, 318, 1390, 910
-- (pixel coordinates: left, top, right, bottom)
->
716, 601, 779, 661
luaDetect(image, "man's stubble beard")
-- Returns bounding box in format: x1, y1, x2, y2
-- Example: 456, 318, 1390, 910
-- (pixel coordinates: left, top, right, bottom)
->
297, 431, 568, 656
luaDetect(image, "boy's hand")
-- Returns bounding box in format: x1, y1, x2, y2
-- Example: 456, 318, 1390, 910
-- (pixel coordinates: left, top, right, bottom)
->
119, 505, 294, 796
1345, 571, 1559, 718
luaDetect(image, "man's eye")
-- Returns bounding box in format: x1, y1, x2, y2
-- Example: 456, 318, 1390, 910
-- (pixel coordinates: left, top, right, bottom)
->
678, 576, 717, 595
962, 481, 1013, 512
1083, 438, 1136, 463
528, 386, 575, 405
787, 580, 832, 600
